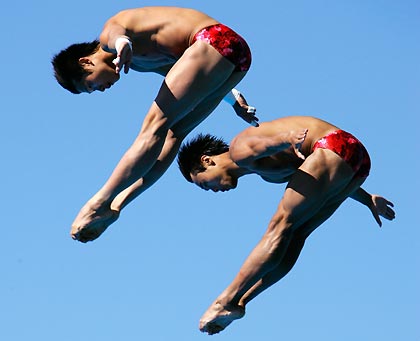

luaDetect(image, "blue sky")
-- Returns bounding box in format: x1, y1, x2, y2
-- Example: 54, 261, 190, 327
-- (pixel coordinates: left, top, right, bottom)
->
1, 1, 419, 340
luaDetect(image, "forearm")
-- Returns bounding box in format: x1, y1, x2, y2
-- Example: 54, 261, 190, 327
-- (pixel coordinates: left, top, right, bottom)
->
230, 133, 291, 165
251, 134, 292, 156
350, 187, 372, 207
223, 88, 241, 106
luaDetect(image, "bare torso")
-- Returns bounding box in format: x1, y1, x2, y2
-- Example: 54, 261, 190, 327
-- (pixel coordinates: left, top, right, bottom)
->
101, 7, 219, 71
236, 116, 339, 183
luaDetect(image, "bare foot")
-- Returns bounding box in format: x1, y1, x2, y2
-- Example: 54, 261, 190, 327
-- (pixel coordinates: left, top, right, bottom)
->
199, 302, 245, 335
70, 201, 119, 243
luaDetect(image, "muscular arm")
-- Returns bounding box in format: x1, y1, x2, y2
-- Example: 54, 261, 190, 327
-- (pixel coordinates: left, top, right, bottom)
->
350, 187, 372, 206
99, 20, 129, 50
229, 129, 307, 166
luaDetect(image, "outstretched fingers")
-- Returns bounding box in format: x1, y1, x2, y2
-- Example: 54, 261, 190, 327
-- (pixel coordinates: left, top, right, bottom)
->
373, 195, 396, 221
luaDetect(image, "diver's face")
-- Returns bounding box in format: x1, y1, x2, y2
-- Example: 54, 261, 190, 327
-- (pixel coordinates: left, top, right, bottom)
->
76, 58, 120, 93
190, 165, 237, 192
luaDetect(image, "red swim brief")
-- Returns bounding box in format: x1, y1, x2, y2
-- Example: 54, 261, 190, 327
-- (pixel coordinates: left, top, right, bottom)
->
312, 130, 371, 178
192, 24, 252, 71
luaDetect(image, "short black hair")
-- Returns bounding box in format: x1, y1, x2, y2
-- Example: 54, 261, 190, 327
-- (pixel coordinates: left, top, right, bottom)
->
51, 40, 100, 94
177, 133, 229, 182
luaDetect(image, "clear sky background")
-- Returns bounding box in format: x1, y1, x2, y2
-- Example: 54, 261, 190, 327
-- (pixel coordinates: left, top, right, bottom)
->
1, 1, 419, 340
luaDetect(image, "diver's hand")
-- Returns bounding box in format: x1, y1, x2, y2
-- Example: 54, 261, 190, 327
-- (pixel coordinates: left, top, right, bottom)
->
288, 129, 308, 160
233, 92, 259, 127
112, 36, 132, 74
368, 195, 395, 227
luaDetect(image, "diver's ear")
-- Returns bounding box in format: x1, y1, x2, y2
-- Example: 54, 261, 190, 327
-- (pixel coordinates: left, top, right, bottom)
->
200, 155, 215, 167
79, 57, 94, 66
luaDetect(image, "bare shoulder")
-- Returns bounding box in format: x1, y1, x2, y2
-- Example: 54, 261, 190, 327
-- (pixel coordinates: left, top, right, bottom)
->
104, 7, 216, 38
104, 8, 147, 26
108, 6, 211, 21
230, 126, 254, 148
229, 129, 253, 165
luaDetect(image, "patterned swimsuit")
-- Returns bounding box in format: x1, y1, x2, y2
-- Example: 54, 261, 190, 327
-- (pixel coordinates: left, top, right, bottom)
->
191, 24, 252, 71
312, 130, 371, 178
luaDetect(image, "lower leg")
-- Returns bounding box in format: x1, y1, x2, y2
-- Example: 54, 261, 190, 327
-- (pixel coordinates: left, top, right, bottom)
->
97, 103, 170, 201
239, 237, 305, 307
239, 194, 359, 308
199, 223, 294, 334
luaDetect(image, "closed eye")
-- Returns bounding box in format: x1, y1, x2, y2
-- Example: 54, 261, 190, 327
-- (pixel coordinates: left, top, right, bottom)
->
86, 82, 94, 93
199, 182, 210, 191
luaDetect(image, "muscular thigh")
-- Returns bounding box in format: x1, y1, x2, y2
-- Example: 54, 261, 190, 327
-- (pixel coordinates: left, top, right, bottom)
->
155, 41, 237, 124
295, 173, 367, 239
278, 149, 357, 229
170, 71, 247, 138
